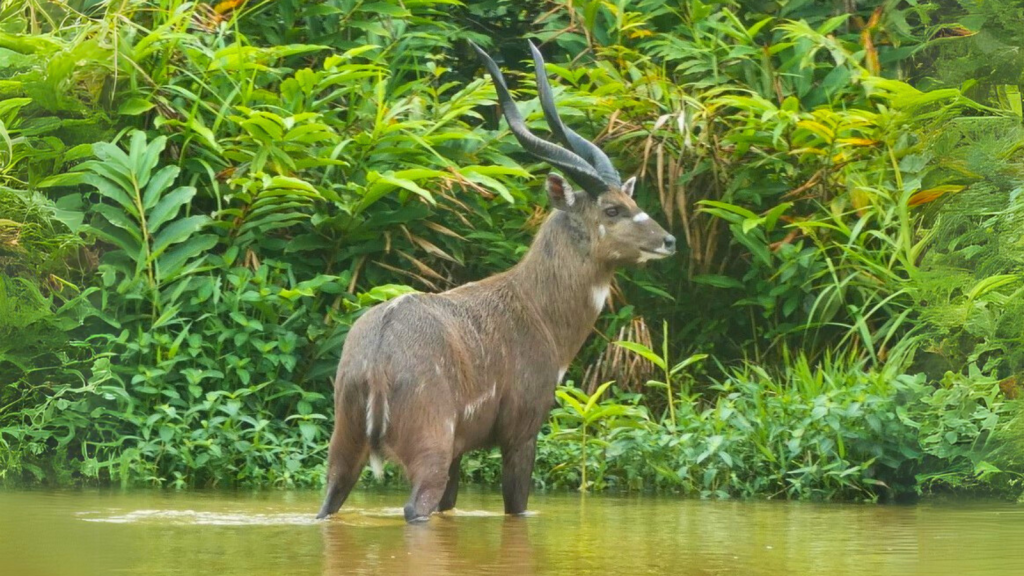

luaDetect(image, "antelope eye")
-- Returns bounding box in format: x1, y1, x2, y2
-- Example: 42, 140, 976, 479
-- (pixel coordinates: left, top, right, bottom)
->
604, 207, 620, 218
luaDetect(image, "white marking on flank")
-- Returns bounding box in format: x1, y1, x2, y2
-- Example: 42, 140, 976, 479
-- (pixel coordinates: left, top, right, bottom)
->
447, 419, 456, 436
462, 387, 496, 420
365, 393, 376, 439
366, 392, 389, 438
557, 367, 568, 383
633, 212, 651, 222
591, 284, 610, 314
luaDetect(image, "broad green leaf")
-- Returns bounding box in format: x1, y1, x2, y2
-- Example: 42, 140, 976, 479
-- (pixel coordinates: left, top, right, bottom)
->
555, 390, 586, 416
138, 134, 167, 188
967, 274, 1018, 301
585, 405, 632, 425
79, 172, 139, 217
128, 131, 148, 178
142, 166, 181, 210
459, 165, 532, 178
699, 200, 759, 220
463, 172, 515, 203
151, 215, 210, 257
157, 234, 218, 281
763, 202, 793, 231
584, 381, 615, 414
729, 223, 772, 266
670, 354, 709, 376
81, 161, 136, 202
147, 186, 198, 233
693, 274, 744, 289
92, 142, 133, 179
187, 117, 222, 152
264, 175, 320, 195
613, 341, 667, 371
82, 224, 142, 261
37, 172, 92, 188
241, 113, 285, 141
92, 204, 143, 244
0, 97, 30, 117
364, 171, 436, 206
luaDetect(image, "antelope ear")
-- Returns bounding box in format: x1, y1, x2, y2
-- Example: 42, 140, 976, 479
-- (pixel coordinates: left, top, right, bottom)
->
546, 173, 582, 211
621, 176, 637, 198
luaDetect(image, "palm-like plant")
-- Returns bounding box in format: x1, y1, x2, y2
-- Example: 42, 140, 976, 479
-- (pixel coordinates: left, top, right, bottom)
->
550, 381, 649, 492
615, 321, 708, 424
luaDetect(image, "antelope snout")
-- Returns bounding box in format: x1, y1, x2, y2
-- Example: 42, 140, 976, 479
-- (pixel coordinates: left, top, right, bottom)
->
662, 234, 676, 254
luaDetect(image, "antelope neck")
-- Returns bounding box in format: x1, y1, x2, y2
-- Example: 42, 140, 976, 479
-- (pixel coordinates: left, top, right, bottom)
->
506, 211, 613, 364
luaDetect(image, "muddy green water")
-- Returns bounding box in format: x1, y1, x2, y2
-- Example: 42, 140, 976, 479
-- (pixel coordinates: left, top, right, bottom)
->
1, 489, 1022, 576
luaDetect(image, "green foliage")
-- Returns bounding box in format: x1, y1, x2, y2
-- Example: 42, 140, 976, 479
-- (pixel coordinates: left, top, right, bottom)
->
614, 321, 708, 423
499, 351, 1016, 500
549, 381, 650, 491
1, 0, 1022, 501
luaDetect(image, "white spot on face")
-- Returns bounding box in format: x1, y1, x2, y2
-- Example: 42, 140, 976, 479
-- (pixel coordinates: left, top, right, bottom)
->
591, 284, 610, 314
637, 246, 673, 263
633, 212, 651, 223
599, 224, 606, 238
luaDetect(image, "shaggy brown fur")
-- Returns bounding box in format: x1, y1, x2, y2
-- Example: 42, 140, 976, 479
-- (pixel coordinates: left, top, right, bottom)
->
316, 174, 674, 522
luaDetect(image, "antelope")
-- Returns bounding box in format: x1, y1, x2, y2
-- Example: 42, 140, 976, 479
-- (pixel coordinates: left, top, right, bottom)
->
316, 41, 675, 523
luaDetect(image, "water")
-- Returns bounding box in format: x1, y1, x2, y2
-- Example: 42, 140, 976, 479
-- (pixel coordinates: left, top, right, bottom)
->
2, 488, 1023, 576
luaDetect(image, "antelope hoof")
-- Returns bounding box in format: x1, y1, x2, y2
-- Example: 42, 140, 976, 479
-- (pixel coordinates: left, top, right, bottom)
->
403, 505, 430, 524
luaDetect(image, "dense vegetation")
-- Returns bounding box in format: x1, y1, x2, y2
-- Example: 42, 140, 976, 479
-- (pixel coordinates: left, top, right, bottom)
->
1, 0, 1022, 502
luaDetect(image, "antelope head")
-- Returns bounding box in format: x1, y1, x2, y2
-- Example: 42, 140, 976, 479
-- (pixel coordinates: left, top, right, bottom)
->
472, 41, 676, 267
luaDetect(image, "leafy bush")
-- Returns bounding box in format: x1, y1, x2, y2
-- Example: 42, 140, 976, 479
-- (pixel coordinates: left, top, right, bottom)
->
503, 353, 1017, 500
1, 0, 1022, 500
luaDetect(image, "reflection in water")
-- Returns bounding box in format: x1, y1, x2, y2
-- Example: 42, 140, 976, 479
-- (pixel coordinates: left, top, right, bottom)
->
320, 515, 535, 576
1, 488, 1023, 576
